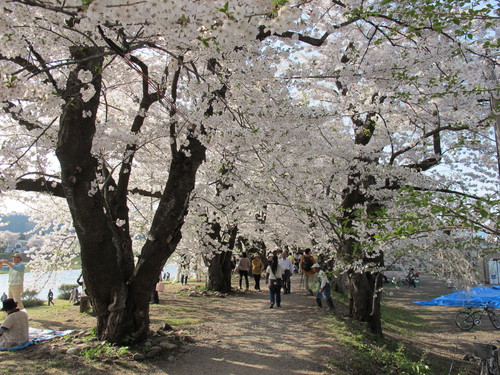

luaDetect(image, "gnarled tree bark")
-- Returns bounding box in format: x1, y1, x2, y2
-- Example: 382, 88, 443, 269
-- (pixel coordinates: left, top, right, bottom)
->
55, 46, 206, 344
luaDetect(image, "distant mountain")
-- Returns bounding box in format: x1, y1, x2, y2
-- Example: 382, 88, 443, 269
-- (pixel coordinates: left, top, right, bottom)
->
0, 214, 35, 234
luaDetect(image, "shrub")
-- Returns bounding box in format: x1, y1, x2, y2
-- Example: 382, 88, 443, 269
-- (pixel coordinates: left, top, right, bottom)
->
22, 289, 45, 308
58, 283, 79, 300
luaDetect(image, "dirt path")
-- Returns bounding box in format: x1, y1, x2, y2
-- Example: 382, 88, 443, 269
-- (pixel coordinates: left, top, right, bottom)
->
159, 276, 341, 375
159, 275, 500, 375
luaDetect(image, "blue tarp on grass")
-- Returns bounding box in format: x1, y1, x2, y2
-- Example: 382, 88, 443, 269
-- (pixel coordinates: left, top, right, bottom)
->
0, 327, 73, 351
414, 285, 500, 308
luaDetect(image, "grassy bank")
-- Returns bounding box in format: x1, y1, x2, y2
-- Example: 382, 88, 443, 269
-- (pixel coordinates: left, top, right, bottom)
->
325, 292, 476, 375
0, 281, 209, 375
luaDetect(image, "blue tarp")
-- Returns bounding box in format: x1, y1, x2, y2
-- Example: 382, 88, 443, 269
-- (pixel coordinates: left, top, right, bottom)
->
414, 286, 500, 308
0, 327, 73, 351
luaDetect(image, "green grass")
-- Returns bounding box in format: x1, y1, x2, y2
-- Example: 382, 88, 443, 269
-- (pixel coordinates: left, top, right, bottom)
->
81, 342, 130, 360
326, 312, 431, 375
328, 290, 478, 375
381, 302, 426, 337
328, 292, 432, 375
164, 317, 202, 326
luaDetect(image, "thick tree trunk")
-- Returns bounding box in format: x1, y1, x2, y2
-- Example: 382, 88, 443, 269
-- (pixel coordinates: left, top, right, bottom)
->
56, 46, 206, 344
339, 161, 384, 335
104, 136, 205, 344
348, 271, 383, 335
333, 271, 349, 294
204, 223, 238, 293
56, 46, 135, 342
206, 251, 233, 293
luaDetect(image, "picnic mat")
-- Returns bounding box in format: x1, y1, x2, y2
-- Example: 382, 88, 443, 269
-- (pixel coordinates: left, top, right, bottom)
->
0, 327, 73, 351
414, 285, 500, 308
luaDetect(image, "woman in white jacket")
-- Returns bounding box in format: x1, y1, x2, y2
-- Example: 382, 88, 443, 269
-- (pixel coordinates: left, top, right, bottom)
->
266, 254, 284, 308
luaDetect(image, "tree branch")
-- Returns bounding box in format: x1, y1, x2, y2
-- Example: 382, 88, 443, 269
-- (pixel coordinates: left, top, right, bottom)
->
256, 25, 332, 46
14, 177, 65, 197
2, 102, 42, 131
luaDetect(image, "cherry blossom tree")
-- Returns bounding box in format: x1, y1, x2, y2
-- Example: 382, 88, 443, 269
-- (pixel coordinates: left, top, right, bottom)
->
0, 0, 497, 342
175, 0, 499, 333
248, 0, 499, 334
0, 0, 286, 343
0, 230, 20, 252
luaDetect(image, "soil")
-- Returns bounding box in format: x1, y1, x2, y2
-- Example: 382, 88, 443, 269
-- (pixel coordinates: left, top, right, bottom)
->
0, 275, 498, 375
158, 281, 342, 375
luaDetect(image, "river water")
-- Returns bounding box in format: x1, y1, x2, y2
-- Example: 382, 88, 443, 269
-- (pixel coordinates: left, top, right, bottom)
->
0, 264, 178, 301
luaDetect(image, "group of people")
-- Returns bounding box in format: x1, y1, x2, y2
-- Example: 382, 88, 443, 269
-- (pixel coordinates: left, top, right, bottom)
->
0, 253, 29, 349
234, 248, 335, 310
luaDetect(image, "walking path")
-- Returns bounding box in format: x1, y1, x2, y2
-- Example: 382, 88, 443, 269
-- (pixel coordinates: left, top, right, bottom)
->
158, 275, 499, 374
160, 276, 341, 375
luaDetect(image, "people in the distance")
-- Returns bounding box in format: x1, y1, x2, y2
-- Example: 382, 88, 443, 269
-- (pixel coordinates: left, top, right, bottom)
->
407, 268, 417, 288
312, 264, 334, 310
266, 254, 284, 308
300, 248, 317, 296
180, 270, 188, 285
69, 286, 79, 304
77, 273, 88, 295
251, 255, 264, 291
0, 293, 7, 302
0, 298, 29, 349
0, 253, 25, 309
47, 289, 54, 306
236, 252, 251, 291
151, 276, 161, 304
279, 250, 293, 294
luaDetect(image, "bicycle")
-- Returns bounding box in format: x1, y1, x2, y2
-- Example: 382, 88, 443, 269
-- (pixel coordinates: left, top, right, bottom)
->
474, 341, 500, 375
455, 302, 500, 331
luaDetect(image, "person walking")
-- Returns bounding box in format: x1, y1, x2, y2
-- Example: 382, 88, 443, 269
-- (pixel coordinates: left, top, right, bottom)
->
266, 254, 284, 308
0, 253, 25, 309
236, 252, 251, 291
251, 255, 264, 291
312, 264, 334, 310
299, 248, 317, 296
47, 289, 54, 306
279, 250, 293, 294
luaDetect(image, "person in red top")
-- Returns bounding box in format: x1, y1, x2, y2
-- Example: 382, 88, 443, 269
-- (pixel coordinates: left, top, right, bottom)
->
300, 248, 317, 296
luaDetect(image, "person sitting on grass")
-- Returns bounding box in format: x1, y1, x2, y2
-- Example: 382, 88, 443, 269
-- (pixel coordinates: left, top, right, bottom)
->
0, 298, 29, 349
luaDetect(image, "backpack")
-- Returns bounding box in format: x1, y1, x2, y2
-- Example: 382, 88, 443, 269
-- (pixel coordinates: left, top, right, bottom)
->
302, 256, 313, 271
